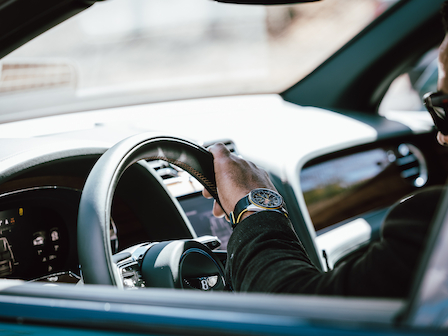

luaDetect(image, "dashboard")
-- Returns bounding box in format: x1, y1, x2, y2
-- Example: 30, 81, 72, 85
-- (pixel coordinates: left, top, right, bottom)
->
0, 94, 444, 284
301, 136, 448, 232
0, 133, 444, 284
0, 161, 230, 283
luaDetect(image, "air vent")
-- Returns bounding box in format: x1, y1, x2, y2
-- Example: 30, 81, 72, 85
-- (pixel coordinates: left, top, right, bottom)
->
146, 160, 179, 180
394, 143, 427, 188
146, 140, 238, 197
147, 139, 238, 181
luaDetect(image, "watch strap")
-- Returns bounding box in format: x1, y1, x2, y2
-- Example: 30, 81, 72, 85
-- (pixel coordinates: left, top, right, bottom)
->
230, 195, 252, 228
229, 191, 288, 229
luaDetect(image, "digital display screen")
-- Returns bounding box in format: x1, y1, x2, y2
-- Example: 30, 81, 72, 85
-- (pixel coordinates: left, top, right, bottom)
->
0, 208, 18, 277
0, 206, 69, 280
299, 146, 416, 231
301, 149, 389, 197
178, 192, 232, 250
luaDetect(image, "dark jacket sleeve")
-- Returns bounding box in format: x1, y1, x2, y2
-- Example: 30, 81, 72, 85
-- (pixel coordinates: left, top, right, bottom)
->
225, 187, 443, 297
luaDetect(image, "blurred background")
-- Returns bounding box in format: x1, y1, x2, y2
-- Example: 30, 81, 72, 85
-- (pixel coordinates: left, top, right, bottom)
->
0, 0, 396, 114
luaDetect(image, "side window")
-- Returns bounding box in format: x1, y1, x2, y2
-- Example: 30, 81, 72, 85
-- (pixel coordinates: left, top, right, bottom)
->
379, 48, 438, 114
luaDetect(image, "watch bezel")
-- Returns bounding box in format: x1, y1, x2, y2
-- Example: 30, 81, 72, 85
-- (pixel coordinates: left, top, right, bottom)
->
230, 188, 288, 228
248, 188, 283, 209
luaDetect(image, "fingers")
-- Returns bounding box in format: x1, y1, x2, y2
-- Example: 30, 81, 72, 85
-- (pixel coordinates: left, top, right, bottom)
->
203, 190, 225, 218
202, 188, 212, 199
206, 143, 277, 216
208, 142, 231, 158
202, 188, 225, 218
212, 200, 226, 218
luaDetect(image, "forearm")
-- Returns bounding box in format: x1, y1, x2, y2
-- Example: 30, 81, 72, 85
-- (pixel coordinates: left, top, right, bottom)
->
226, 211, 324, 294
225, 194, 436, 298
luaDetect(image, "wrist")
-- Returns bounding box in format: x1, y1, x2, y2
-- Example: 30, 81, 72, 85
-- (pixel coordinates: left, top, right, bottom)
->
239, 211, 256, 222
229, 188, 288, 229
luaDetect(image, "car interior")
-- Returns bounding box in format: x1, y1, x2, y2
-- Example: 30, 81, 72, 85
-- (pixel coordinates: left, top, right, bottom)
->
0, 0, 447, 334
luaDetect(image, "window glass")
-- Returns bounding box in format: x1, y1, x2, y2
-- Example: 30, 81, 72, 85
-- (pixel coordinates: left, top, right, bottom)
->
1, 0, 387, 113
379, 48, 438, 114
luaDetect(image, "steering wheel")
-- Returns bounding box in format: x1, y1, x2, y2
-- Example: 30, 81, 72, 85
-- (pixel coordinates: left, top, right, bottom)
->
77, 134, 227, 290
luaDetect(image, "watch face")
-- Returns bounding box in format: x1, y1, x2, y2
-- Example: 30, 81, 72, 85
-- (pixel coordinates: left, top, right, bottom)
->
249, 188, 283, 209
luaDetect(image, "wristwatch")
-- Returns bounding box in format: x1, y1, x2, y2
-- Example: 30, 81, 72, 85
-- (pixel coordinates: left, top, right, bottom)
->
423, 91, 448, 135
229, 188, 288, 228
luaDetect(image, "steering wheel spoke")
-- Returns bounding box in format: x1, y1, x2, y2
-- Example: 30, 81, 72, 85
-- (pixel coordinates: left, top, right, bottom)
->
114, 243, 155, 289
112, 240, 226, 290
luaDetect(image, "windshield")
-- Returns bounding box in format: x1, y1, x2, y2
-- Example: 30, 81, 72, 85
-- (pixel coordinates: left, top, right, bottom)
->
0, 0, 392, 118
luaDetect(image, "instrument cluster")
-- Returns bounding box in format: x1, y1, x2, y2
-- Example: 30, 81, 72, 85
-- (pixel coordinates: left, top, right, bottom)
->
0, 187, 81, 281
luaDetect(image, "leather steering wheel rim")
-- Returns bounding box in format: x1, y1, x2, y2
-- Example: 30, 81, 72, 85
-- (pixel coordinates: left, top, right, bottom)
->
77, 134, 221, 286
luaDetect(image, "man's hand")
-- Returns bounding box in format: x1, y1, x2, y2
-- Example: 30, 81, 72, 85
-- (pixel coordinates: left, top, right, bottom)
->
202, 143, 277, 220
